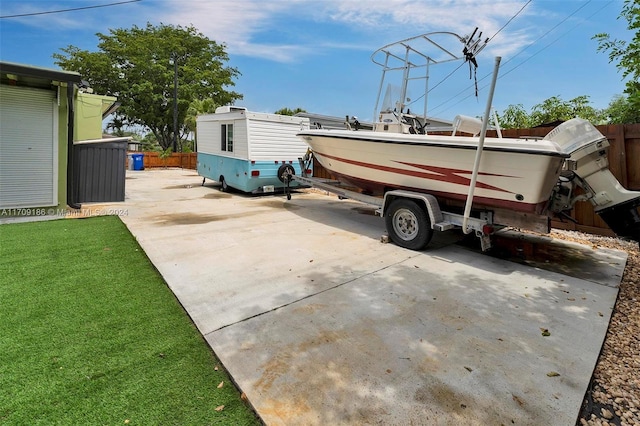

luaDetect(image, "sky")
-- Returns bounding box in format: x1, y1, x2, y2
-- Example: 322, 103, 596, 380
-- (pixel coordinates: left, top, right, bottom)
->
0, 0, 631, 124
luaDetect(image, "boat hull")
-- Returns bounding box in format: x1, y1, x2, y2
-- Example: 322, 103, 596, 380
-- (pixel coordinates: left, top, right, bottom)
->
298, 130, 567, 214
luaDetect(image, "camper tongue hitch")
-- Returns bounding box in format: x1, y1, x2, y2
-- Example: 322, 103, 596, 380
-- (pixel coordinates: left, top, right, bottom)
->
546, 118, 640, 244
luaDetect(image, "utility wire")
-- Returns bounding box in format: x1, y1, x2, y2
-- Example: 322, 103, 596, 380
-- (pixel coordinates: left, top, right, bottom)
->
430, 0, 609, 116
487, 0, 532, 43
497, 1, 608, 80
408, 0, 532, 110
0, 0, 141, 19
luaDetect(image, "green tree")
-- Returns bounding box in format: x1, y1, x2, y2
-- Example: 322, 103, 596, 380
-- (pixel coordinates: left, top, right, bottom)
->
139, 132, 159, 152
54, 23, 242, 150
496, 103, 531, 129
604, 94, 640, 123
594, 0, 640, 120
105, 115, 128, 136
529, 95, 603, 126
497, 96, 604, 128
185, 98, 219, 147
274, 107, 306, 116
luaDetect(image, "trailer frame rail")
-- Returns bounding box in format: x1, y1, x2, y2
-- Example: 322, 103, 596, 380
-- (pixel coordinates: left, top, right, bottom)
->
284, 165, 496, 251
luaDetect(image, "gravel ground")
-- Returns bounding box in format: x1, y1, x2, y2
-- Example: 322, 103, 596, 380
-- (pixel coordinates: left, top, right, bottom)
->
548, 230, 640, 426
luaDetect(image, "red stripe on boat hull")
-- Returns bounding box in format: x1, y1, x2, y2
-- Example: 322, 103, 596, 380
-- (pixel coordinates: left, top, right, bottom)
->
314, 151, 546, 213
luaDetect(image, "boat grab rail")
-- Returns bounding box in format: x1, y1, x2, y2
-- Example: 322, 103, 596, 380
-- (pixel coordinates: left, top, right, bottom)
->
462, 56, 502, 234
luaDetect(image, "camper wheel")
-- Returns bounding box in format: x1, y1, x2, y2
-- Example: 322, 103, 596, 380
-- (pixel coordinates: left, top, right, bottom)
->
219, 176, 229, 192
385, 198, 433, 250
277, 164, 296, 183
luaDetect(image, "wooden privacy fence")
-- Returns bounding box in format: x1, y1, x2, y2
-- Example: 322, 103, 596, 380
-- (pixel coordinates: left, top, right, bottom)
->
133, 152, 198, 169
313, 123, 640, 237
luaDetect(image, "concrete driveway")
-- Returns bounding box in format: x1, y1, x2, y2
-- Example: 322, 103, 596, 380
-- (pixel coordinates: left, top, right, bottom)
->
114, 169, 625, 425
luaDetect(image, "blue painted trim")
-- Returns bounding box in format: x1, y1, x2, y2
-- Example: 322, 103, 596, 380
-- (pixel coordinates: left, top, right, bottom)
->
197, 153, 312, 193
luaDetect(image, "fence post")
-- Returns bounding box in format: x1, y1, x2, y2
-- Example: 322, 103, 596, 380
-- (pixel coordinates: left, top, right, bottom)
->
602, 124, 629, 187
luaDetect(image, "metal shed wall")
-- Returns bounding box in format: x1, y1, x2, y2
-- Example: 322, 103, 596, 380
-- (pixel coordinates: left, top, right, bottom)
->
73, 140, 127, 203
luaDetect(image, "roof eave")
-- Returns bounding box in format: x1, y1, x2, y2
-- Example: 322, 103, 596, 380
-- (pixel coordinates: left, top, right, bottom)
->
0, 61, 82, 83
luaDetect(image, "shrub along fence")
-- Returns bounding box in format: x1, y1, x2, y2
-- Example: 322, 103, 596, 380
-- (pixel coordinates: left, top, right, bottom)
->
312, 123, 640, 237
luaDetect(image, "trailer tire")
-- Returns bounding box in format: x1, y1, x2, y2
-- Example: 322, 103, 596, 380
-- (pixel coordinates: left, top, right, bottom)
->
277, 164, 295, 183
385, 198, 433, 250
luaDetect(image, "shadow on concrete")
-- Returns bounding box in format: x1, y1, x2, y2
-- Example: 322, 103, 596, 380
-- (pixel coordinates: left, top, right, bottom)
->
207, 246, 617, 425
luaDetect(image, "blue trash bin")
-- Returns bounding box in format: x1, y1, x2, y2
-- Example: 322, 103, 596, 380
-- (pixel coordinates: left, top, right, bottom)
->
132, 153, 144, 171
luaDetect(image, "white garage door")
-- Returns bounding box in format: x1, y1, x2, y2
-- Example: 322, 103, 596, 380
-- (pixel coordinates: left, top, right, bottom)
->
0, 85, 58, 208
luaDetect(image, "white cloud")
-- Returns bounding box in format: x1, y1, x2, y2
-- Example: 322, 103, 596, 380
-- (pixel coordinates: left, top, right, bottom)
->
4, 0, 539, 63
325, 0, 531, 33
2, 1, 103, 30
154, 0, 312, 61
151, 0, 538, 63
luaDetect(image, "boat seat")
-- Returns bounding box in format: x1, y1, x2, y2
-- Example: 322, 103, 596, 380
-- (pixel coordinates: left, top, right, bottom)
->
452, 115, 483, 136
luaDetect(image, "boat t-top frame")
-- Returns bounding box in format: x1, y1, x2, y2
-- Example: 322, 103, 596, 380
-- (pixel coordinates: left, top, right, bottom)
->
370, 29, 489, 121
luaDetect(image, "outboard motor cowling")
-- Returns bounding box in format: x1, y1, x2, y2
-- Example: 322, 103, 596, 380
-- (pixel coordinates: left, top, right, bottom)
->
545, 118, 640, 243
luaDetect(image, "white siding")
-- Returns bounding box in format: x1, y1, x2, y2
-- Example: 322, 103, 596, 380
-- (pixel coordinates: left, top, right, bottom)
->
197, 111, 309, 161
233, 120, 249, 159
196, 117, 221, 154
247, 117, 309, 161
196, 115, 248, 159
0, 85, 58, 208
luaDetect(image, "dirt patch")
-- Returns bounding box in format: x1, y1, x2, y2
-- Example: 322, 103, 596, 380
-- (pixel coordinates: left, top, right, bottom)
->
163, 184, 197, 190
151, 210, 268, 225
204, 193, 232, 199
420, 383, 466, 413
259, 199, 301, 211
351, 206, 378, 216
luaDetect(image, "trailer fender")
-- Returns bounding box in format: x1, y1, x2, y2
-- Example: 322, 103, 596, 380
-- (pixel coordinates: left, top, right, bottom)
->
382, 190, 443, 229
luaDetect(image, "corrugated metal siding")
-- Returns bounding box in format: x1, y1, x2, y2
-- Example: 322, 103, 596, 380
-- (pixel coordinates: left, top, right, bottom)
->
73, 141, 127, 203
247, 118, 309, 160
0, 85, 58, 208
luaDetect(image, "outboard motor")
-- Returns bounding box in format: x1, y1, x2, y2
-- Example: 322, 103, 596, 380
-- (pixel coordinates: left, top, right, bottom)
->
545, 118, 640, 243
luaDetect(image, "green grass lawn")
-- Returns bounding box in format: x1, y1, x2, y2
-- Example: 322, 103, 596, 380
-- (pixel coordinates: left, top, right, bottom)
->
0, 216, 260, 425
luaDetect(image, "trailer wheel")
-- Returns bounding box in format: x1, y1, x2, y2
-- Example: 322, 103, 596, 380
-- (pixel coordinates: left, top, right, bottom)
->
277, 164, 295, 183
385, 198, 433, 250
219, 176, 229, 192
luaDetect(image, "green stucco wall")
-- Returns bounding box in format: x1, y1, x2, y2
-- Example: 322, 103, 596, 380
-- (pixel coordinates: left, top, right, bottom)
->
56, 84, 70, 210
75, 92, 116, 141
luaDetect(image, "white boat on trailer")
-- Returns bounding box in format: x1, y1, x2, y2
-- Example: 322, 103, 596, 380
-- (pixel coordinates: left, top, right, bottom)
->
285, 30, 640, 251
298, 127, 567, 214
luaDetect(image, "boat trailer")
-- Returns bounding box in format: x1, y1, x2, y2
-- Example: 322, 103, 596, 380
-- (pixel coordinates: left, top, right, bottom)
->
281, 153, 498, 251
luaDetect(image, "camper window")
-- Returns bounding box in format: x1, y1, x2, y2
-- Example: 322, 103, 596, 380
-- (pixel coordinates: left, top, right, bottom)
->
221, 123, 234, 152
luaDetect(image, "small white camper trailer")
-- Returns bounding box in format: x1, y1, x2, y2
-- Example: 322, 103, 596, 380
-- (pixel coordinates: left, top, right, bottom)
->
197, 106, 311, 193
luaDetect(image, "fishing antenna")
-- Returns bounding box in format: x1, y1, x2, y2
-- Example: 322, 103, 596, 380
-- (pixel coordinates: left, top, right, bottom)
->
461, 27, 489, 97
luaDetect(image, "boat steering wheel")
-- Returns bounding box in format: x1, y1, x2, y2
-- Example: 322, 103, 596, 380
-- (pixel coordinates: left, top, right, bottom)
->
410, 117, 426, 135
